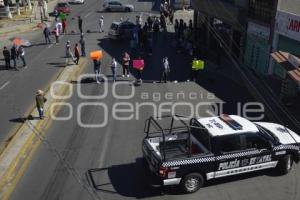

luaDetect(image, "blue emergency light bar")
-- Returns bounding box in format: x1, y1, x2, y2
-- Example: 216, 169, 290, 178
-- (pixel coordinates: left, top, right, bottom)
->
219, 114, 243, 130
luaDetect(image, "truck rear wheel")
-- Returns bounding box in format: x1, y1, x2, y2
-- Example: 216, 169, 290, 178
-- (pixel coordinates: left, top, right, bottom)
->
277, 155, 293, 174
180, 173, 204, 193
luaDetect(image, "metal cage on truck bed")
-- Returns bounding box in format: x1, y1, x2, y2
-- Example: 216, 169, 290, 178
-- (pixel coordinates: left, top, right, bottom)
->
144, 115, 207, 161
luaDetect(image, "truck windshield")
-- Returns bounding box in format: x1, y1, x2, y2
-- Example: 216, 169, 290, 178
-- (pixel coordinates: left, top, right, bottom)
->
255, 124, 279, 144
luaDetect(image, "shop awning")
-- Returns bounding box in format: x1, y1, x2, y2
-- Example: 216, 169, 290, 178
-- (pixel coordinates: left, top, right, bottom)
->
271, 51, 300, 83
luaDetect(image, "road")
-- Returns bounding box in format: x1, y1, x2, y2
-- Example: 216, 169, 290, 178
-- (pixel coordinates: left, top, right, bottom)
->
0, 1, 90, 147
9, 0, 300, 200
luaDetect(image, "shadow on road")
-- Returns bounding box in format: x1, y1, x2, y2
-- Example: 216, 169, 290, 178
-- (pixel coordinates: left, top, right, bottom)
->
87, 158, 285, 198
87, 158, 163, 198
9, 114, 41, 123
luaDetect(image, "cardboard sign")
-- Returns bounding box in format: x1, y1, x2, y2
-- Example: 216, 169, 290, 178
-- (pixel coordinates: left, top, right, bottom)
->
133, 59, 144, 69
192, 60, 205, 70
90, 50, 103, 60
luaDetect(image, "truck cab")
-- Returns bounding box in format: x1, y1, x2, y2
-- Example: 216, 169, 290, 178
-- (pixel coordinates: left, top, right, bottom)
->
142, 114, 300, 193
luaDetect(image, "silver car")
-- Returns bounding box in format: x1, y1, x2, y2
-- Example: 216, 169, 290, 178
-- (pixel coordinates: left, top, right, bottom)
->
108, 21, 136, 40
103, 0, 134, 12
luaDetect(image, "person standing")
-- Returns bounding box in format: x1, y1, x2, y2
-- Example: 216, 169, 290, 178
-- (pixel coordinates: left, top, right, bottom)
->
54, 27, 60, 44
43, 26, 51, 44
169, 9, 174, 25
62, 19, 67, 34
56, 20, 63, 34
122, 52, 130, 77
35, 90, 47, 119
147, 15, 153, 30
160, 57, 170, 83
65, 41, 74, 65
111, 58, 117, 82
136, 66, 143, 83
79, 34, 86, 57
18, 46, 26, 68
74, 43, 80, 65
3, 46, 11, 69
11, 44, 18, 69
78, 16, 83, 34
93, 59, 101, 84
188, 58, 200, 82
99, 16, 104, 33
54, 9, 58, 22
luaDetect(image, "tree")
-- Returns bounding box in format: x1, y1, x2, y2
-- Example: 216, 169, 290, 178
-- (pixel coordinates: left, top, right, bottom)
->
16, 0, 20, 15
3, 0, 12, 18
28, 0, 32, 10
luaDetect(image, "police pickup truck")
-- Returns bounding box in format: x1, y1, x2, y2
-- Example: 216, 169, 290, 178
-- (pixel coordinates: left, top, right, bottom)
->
142, 115, 300, 193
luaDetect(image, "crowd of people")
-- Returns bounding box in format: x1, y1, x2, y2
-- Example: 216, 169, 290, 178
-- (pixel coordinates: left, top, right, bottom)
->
2, 45, 27, 70
2, 0, 202, 119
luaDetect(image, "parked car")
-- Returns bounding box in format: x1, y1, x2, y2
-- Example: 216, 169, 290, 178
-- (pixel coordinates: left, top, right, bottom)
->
103, 0, 134, 12
54, 2, 71, 13
70, 0, 84, 4
108, 21, 136, 40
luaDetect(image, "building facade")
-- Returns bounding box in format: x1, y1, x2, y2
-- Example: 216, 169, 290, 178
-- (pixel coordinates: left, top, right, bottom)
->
268, 0, 300, 98
191, 0, 248, 62
270, 0, 300, 78
243, 0, 277, 74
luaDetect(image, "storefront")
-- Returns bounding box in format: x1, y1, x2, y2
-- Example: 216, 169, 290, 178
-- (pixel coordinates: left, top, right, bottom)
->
244, 22, 271, 74
270, 10, 300, 78
271, 51, 300, 98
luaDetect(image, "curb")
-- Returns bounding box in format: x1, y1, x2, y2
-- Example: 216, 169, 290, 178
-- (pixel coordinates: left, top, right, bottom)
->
0, 58, 88, 200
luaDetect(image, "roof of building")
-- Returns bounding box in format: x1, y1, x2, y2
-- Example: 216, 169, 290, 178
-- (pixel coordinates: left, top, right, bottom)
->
197, 115, 258, 136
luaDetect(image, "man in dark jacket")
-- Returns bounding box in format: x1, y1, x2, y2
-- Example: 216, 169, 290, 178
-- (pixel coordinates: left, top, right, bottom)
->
3, 46, 11, 69
160, 57, 170, 83
79, 34, 86, 57
43, 26, 52, 44
78, 16, 83, 34
93, 59, 101, 84
35, 90, 47, 119
10, 45, 18, 69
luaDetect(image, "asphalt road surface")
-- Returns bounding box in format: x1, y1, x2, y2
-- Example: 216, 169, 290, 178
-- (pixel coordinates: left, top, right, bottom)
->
9, 0, 300, 200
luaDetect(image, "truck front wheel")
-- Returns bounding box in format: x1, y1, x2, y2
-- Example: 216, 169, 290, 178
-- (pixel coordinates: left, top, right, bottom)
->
180, 173, 204, 193
277, 154, 293, 174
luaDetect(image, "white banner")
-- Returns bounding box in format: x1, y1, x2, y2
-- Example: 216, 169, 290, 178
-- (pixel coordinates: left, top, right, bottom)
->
276, 10, 300, 42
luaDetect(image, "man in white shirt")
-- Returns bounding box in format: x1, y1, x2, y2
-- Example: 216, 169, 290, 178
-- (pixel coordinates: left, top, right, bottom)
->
99, 16, 104, 33
56, 21, 63, 34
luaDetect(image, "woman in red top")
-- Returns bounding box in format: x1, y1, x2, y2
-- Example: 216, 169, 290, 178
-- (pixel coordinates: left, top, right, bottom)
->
74, 43, 80, 64
62, 19, 67, 34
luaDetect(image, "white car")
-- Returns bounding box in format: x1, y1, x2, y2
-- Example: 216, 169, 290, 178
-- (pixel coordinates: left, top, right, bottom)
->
71, 0, 84, 4
103, 0, 134, 12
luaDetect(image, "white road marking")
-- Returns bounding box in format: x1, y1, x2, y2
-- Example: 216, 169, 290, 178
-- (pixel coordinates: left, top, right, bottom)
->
0, 81, 10, 90
84, 12, 92, 18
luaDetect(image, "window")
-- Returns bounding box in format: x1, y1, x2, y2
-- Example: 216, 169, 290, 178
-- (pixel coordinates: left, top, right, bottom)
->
191, 127, 211, 151
214, 135, 242, 153
248, 0, 275, 24
242, 133, 270, 150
